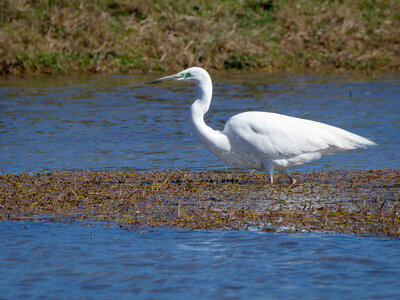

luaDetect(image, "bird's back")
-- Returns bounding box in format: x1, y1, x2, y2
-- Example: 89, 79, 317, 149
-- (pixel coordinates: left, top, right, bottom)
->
222, 111, 375, 168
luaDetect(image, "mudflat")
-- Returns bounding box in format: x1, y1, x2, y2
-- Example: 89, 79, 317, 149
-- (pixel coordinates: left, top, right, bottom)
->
1, 169, 399, 237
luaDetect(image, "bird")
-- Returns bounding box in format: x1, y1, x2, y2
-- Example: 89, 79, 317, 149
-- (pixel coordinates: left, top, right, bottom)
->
146, 67, 375, 184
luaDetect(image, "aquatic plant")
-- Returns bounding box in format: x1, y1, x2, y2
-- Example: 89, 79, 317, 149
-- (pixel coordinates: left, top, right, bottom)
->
1, 169, 399, 237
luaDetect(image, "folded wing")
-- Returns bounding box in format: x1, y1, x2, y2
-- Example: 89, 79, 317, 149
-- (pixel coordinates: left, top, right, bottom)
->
223, 112, 375, 163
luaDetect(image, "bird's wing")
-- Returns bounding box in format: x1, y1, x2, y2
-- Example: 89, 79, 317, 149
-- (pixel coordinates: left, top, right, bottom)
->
223, 112, 374, 160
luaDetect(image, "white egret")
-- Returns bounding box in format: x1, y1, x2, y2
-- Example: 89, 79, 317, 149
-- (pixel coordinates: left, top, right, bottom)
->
146, 67, 375, 184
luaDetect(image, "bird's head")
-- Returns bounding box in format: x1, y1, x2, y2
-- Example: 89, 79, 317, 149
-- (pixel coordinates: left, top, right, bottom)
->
145, 67, 210, 85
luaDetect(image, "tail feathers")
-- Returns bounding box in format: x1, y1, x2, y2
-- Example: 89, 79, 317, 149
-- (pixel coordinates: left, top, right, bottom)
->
321, 123, 376, 151
341, 132, 376, 149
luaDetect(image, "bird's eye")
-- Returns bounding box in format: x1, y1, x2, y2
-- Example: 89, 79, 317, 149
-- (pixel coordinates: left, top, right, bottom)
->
178, 72, 191, 79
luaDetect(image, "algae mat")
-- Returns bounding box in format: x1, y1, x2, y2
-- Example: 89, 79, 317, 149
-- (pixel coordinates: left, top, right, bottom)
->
1, 169, 399, 237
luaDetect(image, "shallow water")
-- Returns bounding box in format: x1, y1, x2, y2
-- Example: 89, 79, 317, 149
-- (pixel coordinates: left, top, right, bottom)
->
1, 74, 400, 298
0, 73, 399, 173
1, 221, 400, 299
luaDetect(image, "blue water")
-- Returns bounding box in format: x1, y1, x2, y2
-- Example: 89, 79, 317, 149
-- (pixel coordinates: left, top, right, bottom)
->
1, 221, 400, 299
0, 74, 399, 173
1, 74, 400, 298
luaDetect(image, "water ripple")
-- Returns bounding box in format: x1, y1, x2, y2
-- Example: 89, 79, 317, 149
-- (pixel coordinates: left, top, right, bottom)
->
0, 74, 399, 173
2, 221, 400, 299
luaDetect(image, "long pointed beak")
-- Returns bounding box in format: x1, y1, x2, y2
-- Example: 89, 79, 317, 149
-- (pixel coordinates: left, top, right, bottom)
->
145, 73, 179, 84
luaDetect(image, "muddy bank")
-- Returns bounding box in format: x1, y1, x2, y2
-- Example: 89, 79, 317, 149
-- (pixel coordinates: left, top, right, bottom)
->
1, 169, 399, 237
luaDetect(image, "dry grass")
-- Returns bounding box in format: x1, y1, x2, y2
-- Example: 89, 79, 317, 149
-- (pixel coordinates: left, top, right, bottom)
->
1, 0, 400, 75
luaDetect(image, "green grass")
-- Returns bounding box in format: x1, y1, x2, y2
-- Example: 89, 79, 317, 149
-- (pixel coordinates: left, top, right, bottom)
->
1, 0, 399, 75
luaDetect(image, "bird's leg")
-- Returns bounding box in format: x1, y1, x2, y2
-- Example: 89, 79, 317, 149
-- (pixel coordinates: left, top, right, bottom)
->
279, 168, 296, 184
263, 160, 274, 184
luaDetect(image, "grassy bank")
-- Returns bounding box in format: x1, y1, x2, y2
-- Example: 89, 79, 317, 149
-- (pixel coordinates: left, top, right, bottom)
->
1, 169, 399, 236
1, 0, 400, 75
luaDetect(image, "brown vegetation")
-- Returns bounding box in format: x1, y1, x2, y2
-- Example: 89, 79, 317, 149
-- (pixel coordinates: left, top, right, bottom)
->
1, 0, 400, 75
1, 169, 399, 237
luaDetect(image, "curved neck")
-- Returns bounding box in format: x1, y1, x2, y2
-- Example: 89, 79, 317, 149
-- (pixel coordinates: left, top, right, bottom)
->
190, 77, 230, 153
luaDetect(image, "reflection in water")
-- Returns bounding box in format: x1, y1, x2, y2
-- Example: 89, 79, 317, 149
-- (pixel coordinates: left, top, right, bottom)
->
0, 74, 399, 173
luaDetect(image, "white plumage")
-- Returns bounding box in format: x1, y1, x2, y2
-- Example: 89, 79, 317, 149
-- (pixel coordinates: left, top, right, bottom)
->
146, 67, 375, 184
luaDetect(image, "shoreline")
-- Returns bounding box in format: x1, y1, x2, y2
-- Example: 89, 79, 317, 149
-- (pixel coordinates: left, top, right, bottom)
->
1, 169, 399, 237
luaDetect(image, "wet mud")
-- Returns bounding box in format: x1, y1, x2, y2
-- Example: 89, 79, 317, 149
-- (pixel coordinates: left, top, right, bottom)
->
1, 169, 399, 237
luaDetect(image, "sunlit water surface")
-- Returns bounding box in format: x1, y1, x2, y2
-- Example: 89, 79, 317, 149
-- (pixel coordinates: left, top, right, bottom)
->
1, 221, 400, 299
0, 73, 399, 173
1, 74, 399, 298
